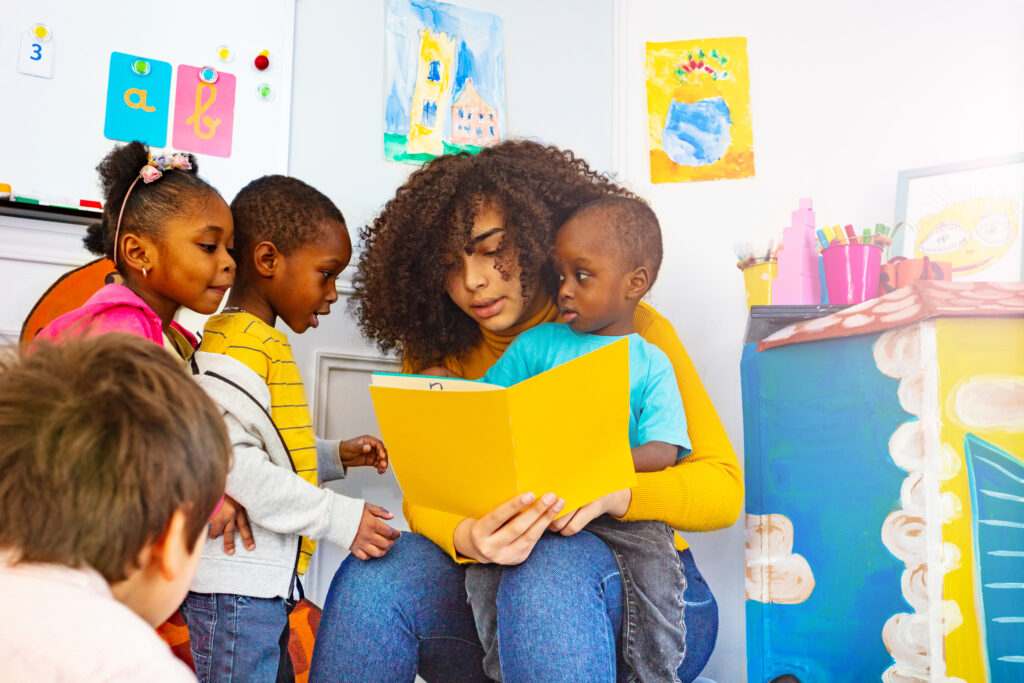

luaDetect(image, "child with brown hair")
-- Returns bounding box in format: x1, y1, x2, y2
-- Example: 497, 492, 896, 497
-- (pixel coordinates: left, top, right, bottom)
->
184, 175, 400, 681
0, 333, 231, 681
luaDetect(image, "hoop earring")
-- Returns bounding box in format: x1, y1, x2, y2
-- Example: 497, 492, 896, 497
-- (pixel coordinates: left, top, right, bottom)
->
142, 267, 148, 278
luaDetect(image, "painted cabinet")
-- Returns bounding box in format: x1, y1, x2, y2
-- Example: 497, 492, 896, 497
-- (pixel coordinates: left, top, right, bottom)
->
742, 281, 1024, 683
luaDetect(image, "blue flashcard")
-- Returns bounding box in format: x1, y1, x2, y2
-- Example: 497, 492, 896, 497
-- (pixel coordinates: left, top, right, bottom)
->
103, 52, 171, 147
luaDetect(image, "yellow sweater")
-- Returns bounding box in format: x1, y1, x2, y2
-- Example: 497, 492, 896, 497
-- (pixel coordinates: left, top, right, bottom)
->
201, 313, 320, 574
403, 301, 743, 561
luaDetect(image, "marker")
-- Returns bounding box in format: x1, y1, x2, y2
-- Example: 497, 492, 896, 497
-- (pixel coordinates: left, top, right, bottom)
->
844, 224, 858, 243
876, 222, 891, 236
816, 229, 830, 250
829, 225, 844, 245
80, 199, 102, 210
862, 228, 872, 245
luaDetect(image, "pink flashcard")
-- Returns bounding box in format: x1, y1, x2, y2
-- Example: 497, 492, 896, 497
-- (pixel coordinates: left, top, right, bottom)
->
172, 65, 235, 158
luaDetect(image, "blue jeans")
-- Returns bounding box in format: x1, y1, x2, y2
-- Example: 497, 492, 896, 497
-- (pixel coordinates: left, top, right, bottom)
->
309, 531, 718, 682
179, 591, 293, 682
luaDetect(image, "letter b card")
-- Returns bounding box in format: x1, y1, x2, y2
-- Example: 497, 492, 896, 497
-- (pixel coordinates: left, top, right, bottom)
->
103, 52, 171, 148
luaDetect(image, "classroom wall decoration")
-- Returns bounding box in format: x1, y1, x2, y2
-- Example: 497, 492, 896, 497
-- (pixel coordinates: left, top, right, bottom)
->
171, 65, 237, 158
103, 52, 172, 148
0, 1, 294, 207
745, 281, 1024, 683
895, 154, 1024, 282
645, 37, 754, 184
384, 0, 505, 165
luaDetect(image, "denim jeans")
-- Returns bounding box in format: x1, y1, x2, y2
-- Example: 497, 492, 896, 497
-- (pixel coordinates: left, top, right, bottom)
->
309, 531, 718, 682
179, 591, 293, 682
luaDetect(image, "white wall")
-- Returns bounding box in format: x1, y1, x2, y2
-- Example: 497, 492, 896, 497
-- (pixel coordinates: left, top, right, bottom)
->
614, 1, 1024, 681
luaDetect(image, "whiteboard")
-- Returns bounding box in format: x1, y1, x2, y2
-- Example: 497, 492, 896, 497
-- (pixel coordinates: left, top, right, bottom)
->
0, 0, 294, 207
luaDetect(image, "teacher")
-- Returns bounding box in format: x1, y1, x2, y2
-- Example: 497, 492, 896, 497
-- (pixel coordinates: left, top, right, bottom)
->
310, 141, 742, 682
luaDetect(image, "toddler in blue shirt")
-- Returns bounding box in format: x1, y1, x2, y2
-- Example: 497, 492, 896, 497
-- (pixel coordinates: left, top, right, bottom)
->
468, 196, 691, 682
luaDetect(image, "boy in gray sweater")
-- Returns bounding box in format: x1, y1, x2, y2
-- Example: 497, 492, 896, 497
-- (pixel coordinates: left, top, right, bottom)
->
182, 176, 400, 681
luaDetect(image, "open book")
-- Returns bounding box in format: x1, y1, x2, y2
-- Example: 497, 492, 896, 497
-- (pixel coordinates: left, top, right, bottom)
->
368, 338, 638, 519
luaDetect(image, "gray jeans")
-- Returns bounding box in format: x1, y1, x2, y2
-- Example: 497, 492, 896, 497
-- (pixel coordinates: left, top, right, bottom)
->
465, 515, 686, 682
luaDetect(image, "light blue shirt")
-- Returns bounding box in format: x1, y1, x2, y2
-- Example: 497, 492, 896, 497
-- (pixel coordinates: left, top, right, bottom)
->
482, 323, 690, 455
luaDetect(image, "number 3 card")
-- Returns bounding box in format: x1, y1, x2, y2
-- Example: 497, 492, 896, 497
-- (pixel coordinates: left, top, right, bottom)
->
18, 28, 55, 78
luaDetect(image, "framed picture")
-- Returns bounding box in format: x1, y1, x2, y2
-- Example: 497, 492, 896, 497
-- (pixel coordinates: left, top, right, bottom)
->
895, 153, 1024, 281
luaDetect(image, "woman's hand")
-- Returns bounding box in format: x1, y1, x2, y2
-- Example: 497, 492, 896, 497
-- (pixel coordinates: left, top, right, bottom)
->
547, 488, 633, 537
454, 492, 565, 565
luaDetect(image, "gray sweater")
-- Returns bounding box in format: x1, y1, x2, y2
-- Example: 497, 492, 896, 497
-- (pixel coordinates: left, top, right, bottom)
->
190, 351, 364, 599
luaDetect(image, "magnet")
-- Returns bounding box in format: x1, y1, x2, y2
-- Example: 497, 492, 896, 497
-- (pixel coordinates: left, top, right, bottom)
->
131, 58, 151, 76
254, 50, 269, 71
199, 66, 219, 83
256, 83, 274, 101
216, 45, 234, 63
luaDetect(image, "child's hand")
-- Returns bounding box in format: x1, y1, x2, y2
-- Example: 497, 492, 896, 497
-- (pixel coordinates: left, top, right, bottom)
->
339, 435, 389, 474
208, 495, 255, 554
349, 503, 401, 560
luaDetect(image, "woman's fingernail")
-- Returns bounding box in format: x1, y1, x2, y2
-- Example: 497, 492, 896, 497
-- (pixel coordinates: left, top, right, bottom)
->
522, 492, 536, 504
553, 498, 566, 512
541, 492, 556, 505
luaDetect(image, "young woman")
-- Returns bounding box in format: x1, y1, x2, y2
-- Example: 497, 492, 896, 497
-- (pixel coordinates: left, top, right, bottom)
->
310, 141, 742, 682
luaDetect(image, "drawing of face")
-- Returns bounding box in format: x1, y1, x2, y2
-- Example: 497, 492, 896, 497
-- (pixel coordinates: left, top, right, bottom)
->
914, 197, 1018, 276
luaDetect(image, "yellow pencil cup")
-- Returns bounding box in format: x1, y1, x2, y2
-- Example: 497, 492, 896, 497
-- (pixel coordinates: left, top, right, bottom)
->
741, 259, 776, 310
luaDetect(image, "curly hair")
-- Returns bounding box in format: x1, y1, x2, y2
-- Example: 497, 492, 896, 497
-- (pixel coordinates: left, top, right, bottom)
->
352, 140, 636, 368
230, 175, 346, 259
83, 141, 221, 273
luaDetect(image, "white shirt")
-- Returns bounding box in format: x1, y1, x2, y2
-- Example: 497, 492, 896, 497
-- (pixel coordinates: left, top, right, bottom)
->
0, 553, 196, 682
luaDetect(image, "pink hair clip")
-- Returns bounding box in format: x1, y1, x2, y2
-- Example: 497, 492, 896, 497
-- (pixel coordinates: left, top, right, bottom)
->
139, 164, 162, 184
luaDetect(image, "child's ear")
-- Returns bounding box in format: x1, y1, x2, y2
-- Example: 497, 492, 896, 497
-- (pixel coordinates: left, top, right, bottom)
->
120, 233, 153, 276
624, 266, 651, 300
252, 241, 281, 278
146, 509, 198, 583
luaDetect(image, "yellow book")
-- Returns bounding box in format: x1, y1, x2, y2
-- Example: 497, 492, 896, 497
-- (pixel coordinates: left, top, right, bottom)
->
369, 339, 638, 519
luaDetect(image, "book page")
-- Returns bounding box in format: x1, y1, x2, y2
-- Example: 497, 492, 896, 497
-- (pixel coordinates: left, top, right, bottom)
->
371, 372, 503, 391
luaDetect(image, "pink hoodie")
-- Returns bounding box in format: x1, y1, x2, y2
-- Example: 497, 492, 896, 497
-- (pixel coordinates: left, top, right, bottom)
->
38, 283, 197, 349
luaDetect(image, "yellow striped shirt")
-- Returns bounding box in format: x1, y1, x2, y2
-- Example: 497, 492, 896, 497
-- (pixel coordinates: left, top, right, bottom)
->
200, 312, 319, 574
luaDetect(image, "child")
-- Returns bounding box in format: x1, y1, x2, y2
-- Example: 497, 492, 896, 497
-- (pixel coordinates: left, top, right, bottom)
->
39, 141, 235, 361
0, 333, 231, 681
184, 175, 401, 681
465, 196, 692, 681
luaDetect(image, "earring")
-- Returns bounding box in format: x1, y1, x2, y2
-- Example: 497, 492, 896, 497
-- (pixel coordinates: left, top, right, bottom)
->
142, 267, 148, 278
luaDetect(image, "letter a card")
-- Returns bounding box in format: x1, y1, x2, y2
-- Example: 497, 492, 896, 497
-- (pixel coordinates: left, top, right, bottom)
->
103, 52, 171, 147
172, 65, 236, 158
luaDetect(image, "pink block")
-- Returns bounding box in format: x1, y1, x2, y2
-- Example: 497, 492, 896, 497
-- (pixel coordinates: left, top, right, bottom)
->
791, 209, 816, 229
798, 198, 813, 211
772, 274, 821, 305
783, 226, 815, 248
778, 247, 819, 275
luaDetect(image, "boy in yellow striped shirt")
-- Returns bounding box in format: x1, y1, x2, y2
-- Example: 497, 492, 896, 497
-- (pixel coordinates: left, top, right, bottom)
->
182, 176, 400, 681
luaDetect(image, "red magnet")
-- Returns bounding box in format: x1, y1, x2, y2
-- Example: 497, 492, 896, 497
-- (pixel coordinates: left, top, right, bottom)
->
254, 50, 270, 71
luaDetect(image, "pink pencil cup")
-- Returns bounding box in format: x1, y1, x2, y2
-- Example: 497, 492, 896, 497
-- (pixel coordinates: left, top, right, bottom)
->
822, 243, 883, 305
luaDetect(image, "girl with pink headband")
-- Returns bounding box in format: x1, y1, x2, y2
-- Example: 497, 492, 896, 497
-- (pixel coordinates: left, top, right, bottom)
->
39, 141, 235, 360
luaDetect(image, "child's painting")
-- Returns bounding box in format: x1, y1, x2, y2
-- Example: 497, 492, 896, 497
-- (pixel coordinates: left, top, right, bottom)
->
645, 37, 754, 184
384, 0, 504, 164
895, 155, 1024, 281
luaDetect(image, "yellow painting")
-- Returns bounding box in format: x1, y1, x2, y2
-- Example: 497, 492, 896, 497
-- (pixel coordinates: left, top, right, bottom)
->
935, 317, 1024, 682
645, 37, 754, 184
897, 155, 1024, 281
